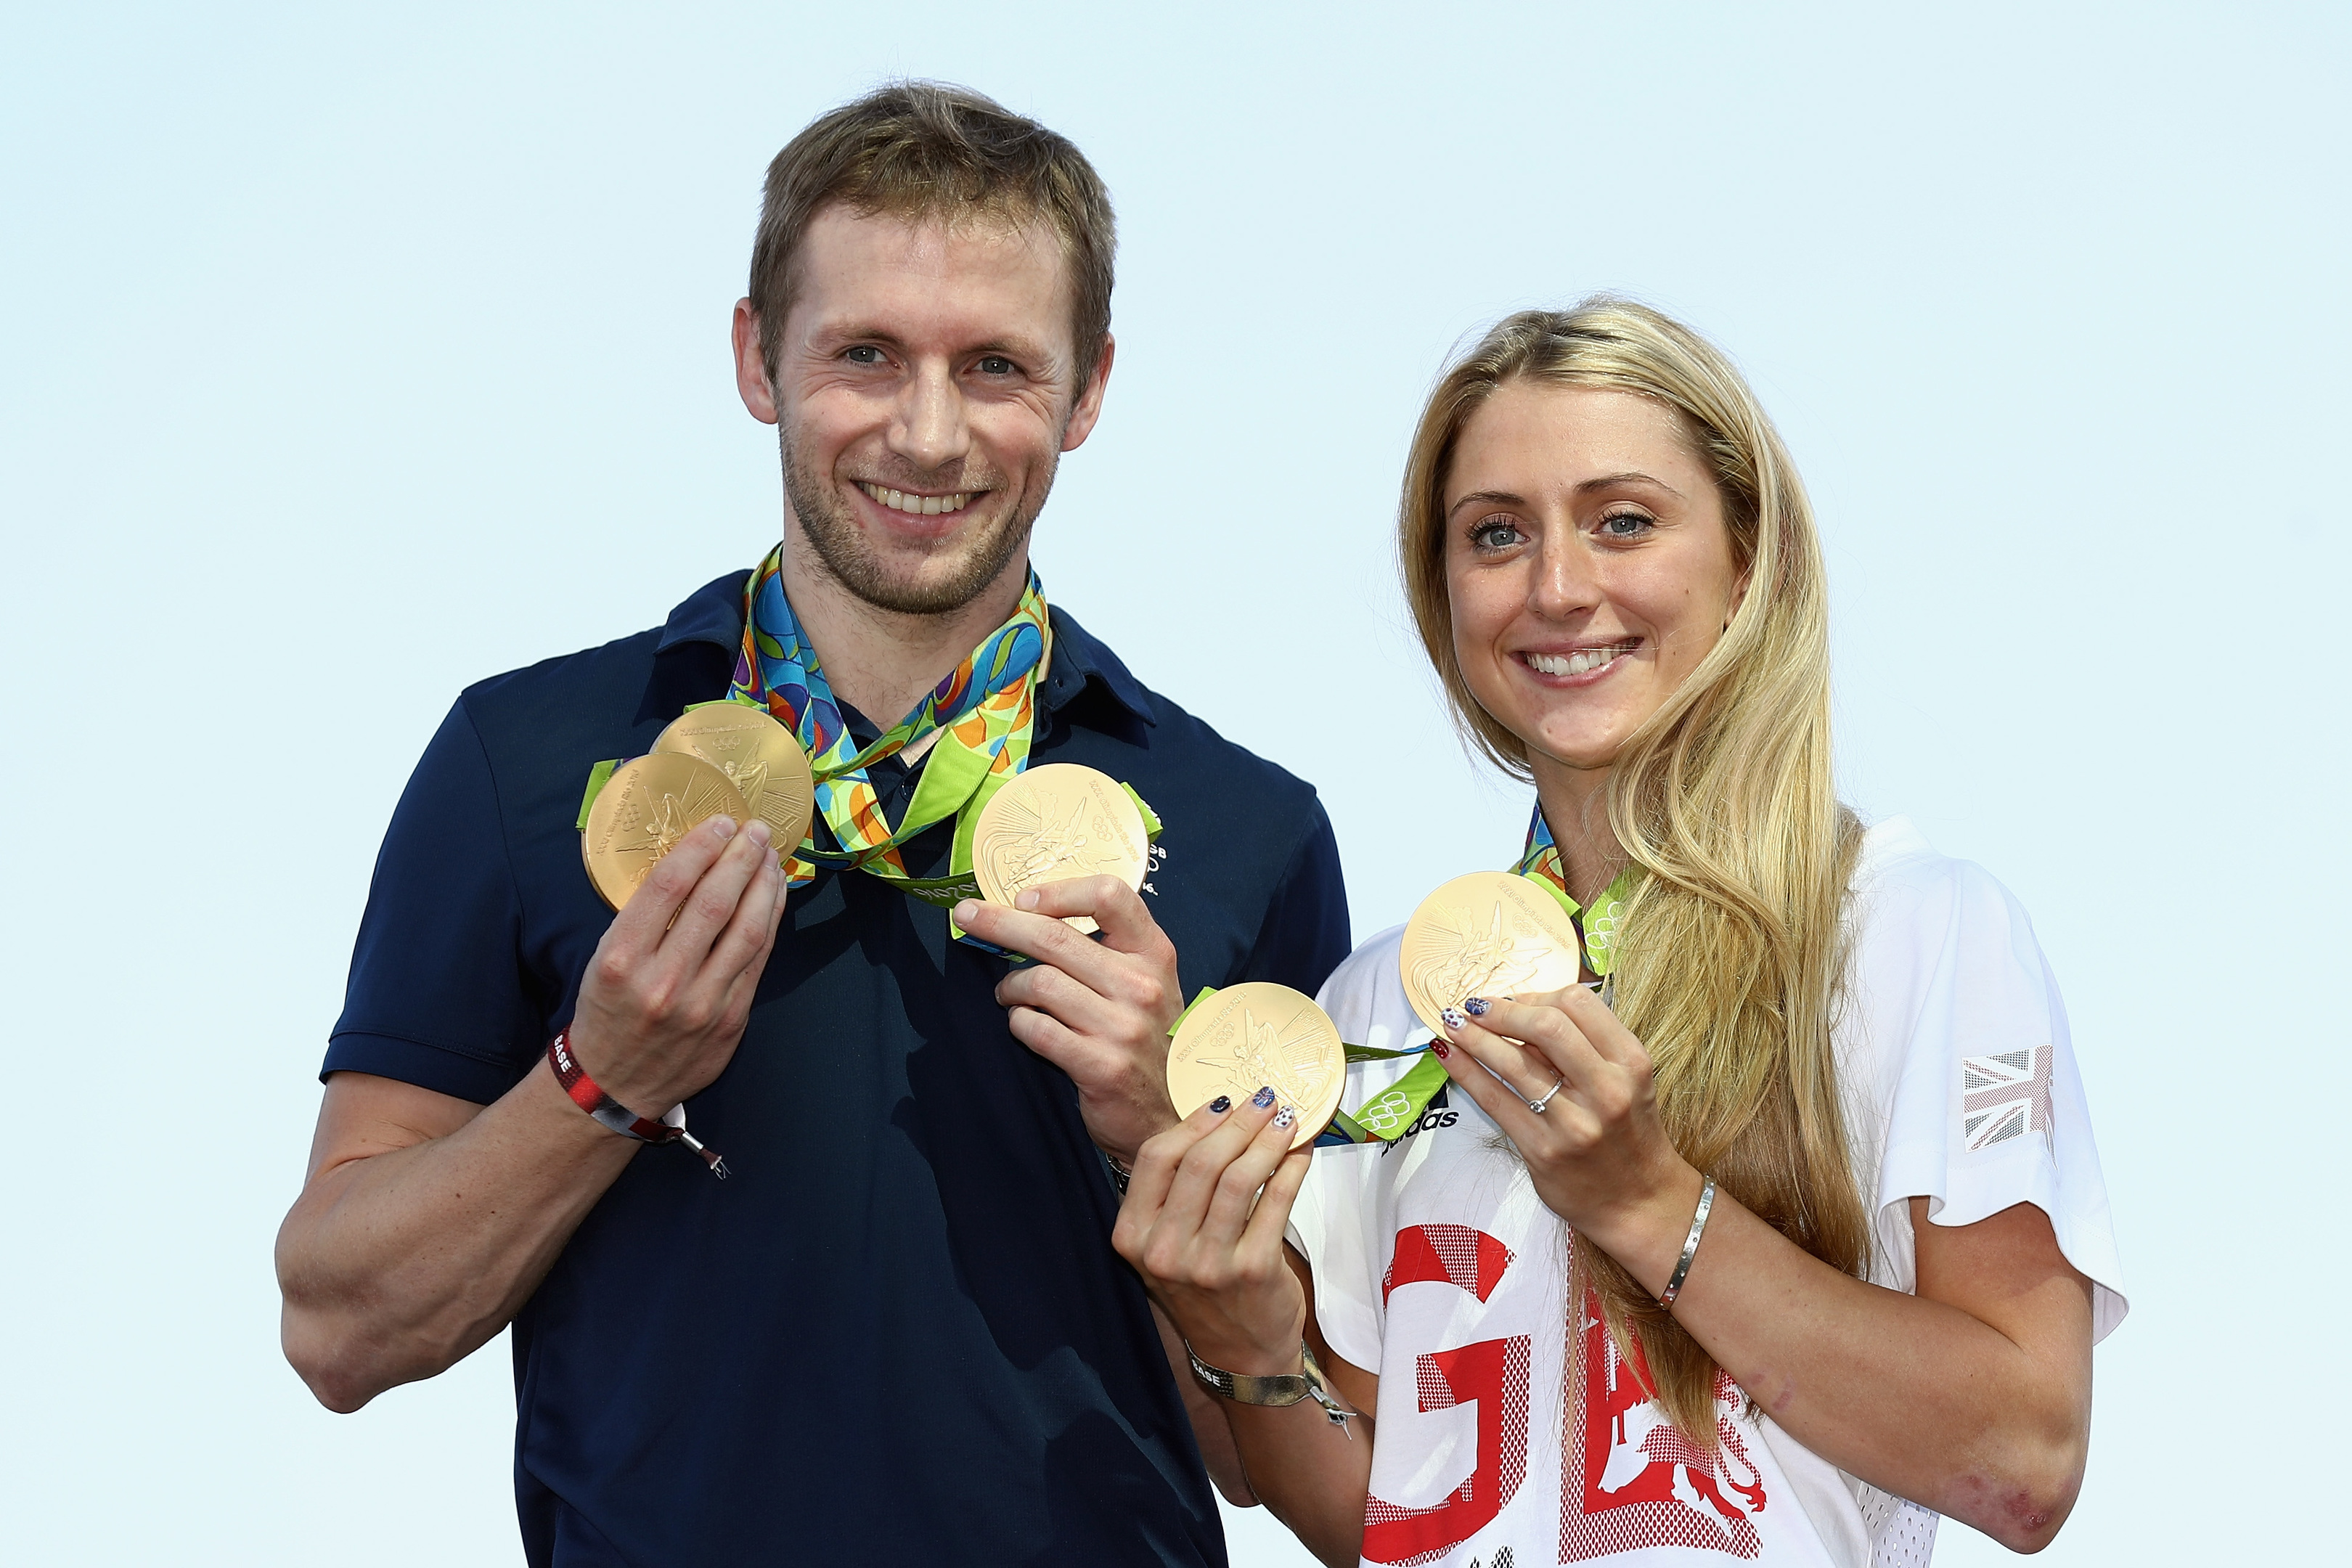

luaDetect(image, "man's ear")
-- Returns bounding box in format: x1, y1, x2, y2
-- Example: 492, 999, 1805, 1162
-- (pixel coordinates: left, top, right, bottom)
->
732, 299, 780, 425
1059, 333, 1115, 452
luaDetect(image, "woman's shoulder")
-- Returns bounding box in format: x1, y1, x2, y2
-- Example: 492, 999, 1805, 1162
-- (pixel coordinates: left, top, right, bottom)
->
1846, 815, 2042, 952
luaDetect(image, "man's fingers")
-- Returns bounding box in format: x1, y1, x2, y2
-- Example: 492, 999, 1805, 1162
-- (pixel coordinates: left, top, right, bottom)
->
1017, 875, 1171, 959
698, 853, 785, 991
657, 820, 773, 962
611, 814, 741, 952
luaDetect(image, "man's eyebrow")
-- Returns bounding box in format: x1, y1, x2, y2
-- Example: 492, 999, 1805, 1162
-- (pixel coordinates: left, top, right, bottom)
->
812, 322, 1055, 363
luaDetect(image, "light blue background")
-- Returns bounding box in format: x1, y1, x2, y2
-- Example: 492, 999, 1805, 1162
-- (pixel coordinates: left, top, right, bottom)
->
3, 3, 2344, 1562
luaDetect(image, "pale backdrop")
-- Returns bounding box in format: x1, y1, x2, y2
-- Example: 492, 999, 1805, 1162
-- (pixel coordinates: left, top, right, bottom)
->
3, 3, 2345, 1563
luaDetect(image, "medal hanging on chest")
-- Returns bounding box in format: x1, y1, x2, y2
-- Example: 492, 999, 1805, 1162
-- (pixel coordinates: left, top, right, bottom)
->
576, 550, 1159, 950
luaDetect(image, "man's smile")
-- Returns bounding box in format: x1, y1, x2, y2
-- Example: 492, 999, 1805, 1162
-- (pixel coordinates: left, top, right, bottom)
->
854, 479, 976, 516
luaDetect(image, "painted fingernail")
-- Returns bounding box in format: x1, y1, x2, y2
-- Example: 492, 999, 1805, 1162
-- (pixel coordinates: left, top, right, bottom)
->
709, 815, 737, 839
1273, 1106, 1297, 1130
1251, 1085, 1275, 1108
1463, 997, 1490, 1016
953, 900, 980, 923
1208, 1095, 1231, 1114
1440, 1006, 1467, 1031
1016, 890, 1040, 911
1432, 1040, 1452, 1059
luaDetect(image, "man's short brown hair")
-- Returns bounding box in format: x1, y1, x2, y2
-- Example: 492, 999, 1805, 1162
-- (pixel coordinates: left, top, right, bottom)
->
749, 81, 1116, 392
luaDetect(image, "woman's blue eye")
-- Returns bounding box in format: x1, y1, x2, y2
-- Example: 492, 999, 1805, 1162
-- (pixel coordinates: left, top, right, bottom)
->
1470, 519, 1523, 552
1598, 510, 1654, 537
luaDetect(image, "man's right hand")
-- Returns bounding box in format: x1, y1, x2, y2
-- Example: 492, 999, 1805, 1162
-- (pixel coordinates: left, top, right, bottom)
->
566, 813, 788, 1113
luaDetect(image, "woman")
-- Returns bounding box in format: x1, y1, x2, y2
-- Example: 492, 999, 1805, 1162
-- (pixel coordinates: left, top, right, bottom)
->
1115, 299, 2124, 1567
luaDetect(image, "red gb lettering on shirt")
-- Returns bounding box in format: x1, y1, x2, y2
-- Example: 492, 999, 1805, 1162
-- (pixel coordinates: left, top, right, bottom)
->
1561, 1291, 1768, 1561
1360, 1224, 1532, 1567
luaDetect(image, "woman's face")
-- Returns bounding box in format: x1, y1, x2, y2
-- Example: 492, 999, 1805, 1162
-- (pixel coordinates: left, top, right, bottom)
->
1445, 381, 1747, 775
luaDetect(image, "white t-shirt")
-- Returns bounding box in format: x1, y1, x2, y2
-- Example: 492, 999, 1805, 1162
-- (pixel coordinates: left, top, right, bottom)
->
1288, 818, 2127, 1568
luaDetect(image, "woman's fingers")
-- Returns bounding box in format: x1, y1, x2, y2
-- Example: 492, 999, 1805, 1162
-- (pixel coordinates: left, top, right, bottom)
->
1439, 1004, 1567, 1106
1197, 1104, 1304, 1244
1241, 1146, 1314, 1255
1123, 1098, 1229, 1219
1469, 995, 1613, 1096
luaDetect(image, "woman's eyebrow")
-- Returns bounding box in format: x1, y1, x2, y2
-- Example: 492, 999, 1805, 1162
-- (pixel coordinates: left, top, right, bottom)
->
1446, 489, 1525, 519
1577, 470, 1686, 500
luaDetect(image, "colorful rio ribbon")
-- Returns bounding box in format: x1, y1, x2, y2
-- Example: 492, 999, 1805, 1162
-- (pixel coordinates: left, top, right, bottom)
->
728, 544, 1055, 915
1312, 808, 1645, 1148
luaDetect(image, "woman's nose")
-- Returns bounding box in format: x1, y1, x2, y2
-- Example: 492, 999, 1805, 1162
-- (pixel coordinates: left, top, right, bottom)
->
1527, 534, 1601, 618
890, 362, 971, 472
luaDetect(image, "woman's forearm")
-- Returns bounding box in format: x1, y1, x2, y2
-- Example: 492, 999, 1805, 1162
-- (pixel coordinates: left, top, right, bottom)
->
1212, 1384, 1376, 1567
1590, 1182, 2094, 1551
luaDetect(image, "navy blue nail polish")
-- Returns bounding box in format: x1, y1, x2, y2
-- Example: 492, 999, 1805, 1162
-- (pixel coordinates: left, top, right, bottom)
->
1208, 1095, 1231, 1114
1463, 997, 1490, 1016
1251, 1085, 1275, 1108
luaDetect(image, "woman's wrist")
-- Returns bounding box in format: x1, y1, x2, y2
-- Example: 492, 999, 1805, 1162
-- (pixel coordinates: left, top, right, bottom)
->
1168, 1311, 1308, 1379
1580, 1161, 1711, 1298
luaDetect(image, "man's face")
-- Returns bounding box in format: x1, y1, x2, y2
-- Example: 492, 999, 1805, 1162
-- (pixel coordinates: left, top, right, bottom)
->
732, 205, 1111, 616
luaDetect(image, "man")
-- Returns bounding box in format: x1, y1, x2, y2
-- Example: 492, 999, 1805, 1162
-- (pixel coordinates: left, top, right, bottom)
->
274, 83, 1349, 1564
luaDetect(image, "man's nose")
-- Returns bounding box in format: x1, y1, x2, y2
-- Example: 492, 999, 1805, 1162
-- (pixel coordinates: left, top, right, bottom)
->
889, 361, 971, 473
1528, 529, 1601, 618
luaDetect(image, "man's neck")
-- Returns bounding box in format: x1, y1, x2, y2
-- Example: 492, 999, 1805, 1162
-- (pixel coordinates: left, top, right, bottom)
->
775, 535, 1030, 731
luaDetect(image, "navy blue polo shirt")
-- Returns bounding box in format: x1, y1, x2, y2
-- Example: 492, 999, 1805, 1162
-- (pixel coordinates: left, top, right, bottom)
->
325, 572, 1350, 1567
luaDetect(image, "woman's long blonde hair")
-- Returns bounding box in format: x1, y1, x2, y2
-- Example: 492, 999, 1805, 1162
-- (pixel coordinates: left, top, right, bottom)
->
1400, 298, 1867, 1439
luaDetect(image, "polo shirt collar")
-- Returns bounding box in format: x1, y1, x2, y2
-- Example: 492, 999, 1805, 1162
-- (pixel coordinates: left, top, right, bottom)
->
652, 569, 1155, 726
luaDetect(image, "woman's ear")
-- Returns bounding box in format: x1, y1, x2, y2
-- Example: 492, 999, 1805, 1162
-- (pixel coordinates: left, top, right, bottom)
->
1726, 566, 1753, 630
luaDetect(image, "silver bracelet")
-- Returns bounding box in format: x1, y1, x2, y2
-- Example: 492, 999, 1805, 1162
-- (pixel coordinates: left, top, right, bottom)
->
1657, 1177, 1716, 1309
1185, 1342, 1354, 1434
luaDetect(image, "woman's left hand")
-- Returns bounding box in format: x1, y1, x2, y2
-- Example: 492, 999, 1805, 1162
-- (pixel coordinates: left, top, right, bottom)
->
1432, 987, 1704, 1266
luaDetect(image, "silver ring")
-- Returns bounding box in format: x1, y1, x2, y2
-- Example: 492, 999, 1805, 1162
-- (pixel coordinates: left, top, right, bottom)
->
1527, 1077, 1564, 1114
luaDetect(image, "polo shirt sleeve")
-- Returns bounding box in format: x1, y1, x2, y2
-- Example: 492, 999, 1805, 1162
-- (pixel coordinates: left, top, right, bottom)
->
322, 697, 544, 1106
1235, 800, 1352, 995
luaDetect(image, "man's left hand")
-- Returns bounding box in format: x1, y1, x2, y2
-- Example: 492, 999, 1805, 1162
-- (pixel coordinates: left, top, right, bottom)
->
954, 877, 1182, 1165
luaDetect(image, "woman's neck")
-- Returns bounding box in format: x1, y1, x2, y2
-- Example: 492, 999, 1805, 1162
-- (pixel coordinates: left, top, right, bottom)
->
1530, 756, 1627, 908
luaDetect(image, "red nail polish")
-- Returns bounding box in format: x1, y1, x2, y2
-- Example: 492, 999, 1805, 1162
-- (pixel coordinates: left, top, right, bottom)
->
1432, 1040, 1450, 1059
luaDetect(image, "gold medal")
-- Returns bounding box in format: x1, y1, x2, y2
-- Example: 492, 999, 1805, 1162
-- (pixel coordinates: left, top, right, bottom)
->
971, 762, 1149, 934
653, 703, 814, 867
1397, 870, 1586, 1034
1166, 983, 1345, 1151
580, 752, 751, 910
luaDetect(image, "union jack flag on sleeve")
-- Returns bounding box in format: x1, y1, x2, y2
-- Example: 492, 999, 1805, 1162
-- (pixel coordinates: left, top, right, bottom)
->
1959, 1045, 2054, 1151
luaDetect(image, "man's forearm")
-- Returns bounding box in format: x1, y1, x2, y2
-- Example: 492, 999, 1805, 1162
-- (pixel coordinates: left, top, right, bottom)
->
275, 1066, 635, 1411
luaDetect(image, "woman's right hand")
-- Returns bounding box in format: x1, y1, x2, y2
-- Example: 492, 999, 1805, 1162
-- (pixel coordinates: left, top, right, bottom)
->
1113, 1088, 1314, 1374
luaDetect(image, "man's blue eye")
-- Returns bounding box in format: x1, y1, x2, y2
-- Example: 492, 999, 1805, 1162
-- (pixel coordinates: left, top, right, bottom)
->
845, 346, 883, 364
977, 356, 1015, 375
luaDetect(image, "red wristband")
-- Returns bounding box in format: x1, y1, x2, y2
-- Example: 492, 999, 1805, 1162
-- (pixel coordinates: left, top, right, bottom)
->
547, 1030, 727, 1177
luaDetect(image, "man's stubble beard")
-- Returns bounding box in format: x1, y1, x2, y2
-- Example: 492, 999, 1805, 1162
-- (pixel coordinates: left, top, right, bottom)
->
780, 425, 1055, 618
